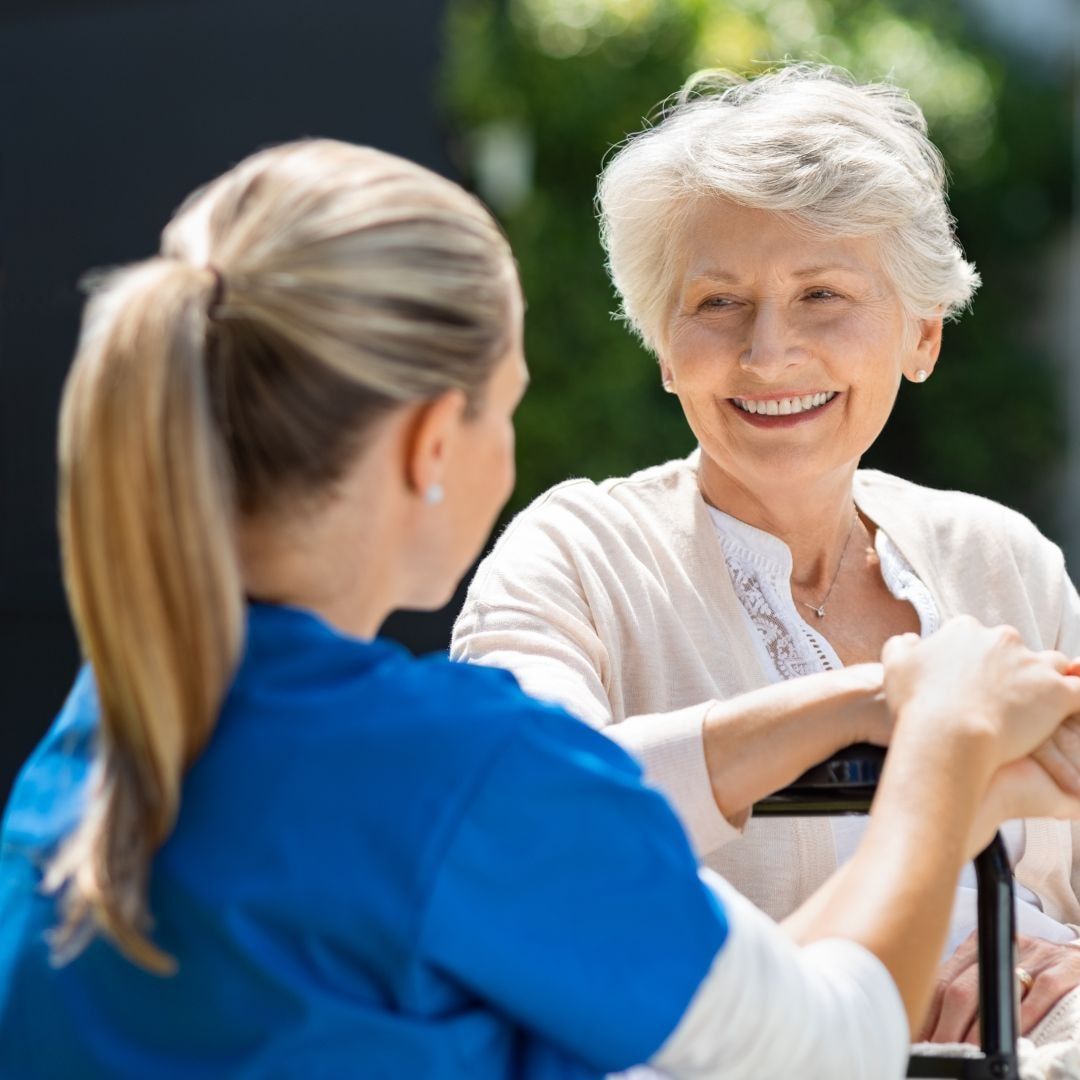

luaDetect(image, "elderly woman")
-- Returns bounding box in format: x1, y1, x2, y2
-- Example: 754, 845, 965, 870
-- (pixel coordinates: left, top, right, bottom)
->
452, 65, 1080, 1050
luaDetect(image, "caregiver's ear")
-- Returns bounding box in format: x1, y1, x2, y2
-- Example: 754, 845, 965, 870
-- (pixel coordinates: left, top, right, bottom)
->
404, 388, 468, 498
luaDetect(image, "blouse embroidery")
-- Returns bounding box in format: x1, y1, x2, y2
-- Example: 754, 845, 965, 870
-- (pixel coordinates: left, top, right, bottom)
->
720, 551, 816, 680
707, 506, 936, 681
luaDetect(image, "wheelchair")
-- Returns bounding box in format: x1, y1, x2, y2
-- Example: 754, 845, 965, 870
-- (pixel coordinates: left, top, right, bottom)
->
755, 743, 1020, 1080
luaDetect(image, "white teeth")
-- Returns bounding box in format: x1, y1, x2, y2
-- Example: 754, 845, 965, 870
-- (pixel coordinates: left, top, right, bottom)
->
734, 391, 836, 416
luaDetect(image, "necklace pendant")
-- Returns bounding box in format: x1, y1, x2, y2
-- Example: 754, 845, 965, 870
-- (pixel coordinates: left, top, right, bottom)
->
815, 607, 825, 618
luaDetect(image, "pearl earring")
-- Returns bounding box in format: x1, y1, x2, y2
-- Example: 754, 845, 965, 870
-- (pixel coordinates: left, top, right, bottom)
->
424, 483, 444, 505
661, 379, 676, 394
914, 369, 929, 383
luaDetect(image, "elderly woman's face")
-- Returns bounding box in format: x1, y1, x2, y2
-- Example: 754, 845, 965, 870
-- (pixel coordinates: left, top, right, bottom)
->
662, 199, 940, 495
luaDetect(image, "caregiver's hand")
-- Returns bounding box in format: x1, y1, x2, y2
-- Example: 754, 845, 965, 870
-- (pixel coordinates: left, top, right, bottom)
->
882, 618, 1080, 767
921, 932, 1080, 1044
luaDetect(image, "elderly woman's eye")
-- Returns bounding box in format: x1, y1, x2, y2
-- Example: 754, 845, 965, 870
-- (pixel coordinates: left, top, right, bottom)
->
805, 288, 839, 301
700, 296, 737, 310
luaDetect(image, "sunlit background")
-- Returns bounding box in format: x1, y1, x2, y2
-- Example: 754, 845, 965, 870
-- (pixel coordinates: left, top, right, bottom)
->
441, 0, 1078, 545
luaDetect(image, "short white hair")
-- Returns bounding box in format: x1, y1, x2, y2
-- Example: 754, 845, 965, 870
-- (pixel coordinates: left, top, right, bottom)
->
597, 63, 981, 353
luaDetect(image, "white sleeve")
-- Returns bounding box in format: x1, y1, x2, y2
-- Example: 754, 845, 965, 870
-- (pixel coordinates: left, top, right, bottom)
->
649, 870, 909, 1080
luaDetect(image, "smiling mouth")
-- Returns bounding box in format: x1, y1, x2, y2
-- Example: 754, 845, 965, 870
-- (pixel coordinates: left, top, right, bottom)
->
731, 391, 838, 417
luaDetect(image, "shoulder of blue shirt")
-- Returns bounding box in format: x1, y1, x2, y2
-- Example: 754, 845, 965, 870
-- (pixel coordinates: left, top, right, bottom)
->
3, 604, 646, 856
230, 600, 646, 786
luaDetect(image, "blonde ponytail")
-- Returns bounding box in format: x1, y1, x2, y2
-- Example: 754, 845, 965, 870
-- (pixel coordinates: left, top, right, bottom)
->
48, 259, 244, 973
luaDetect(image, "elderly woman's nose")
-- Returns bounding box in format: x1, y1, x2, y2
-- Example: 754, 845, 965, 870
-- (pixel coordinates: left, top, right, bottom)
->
738, 309, 809, 374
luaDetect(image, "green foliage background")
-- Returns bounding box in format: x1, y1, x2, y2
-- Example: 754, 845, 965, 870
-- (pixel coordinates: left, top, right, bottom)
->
441, 0, 1074, 533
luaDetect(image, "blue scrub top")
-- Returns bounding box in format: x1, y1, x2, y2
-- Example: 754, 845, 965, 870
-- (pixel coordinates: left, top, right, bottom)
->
0, 603, 727, 1078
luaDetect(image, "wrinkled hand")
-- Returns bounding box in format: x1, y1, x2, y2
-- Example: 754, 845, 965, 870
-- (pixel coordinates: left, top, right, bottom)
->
921, 932, 1080, 1044
1015, 936, 1080, 1036
882, 618, 1080, 769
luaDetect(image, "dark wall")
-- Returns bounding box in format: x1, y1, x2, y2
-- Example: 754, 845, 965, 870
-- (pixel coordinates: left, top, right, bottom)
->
0, 0, 455, 800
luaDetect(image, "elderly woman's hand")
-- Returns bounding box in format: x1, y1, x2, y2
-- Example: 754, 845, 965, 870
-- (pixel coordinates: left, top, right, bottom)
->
1015, 936, 1080, 1037
920, 932, 1080, 1044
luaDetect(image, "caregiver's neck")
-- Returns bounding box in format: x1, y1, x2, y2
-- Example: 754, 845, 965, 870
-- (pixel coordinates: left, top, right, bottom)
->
697, 452, 864, 593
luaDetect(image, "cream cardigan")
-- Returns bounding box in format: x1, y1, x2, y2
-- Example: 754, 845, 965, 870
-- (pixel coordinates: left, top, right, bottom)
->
451, 452, 1080, 926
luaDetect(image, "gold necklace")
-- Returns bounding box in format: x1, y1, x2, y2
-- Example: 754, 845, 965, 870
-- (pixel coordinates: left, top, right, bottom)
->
795, 508, 859, 619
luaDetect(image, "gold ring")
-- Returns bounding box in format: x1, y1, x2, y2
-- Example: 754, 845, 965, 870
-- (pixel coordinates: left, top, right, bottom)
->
1016, 967, 1034, 995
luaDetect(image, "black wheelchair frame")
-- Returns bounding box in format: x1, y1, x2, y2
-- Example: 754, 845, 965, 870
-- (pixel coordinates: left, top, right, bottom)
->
754, 744, 1020, 1080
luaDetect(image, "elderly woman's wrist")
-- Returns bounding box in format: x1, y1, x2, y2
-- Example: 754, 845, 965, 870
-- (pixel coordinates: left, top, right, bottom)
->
836, 663, 889, 745
844, 661, 884, 689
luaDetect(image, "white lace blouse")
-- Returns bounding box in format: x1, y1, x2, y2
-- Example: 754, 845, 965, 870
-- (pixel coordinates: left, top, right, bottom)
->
706, 504, 1074, 955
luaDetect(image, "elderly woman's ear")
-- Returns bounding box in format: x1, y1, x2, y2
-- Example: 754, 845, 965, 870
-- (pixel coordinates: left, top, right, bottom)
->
904, 314, 944, 384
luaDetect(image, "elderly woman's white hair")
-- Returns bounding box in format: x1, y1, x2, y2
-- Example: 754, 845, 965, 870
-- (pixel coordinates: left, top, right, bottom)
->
597, 63, 981, 353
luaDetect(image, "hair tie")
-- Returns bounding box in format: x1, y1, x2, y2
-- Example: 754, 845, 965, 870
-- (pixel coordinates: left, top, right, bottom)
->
206, 265, 227, 320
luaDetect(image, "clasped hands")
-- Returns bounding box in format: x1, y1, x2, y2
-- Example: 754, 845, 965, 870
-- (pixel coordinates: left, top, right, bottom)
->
883, 616, 1080, 1043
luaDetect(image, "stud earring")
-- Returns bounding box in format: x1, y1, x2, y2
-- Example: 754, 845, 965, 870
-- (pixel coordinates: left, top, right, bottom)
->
914, 369, 929, 383
661, 379, 676, 394
424, 483, 444, 505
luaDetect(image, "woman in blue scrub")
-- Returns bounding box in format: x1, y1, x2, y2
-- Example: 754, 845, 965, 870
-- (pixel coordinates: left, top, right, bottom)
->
2, 139, 1080, 1080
